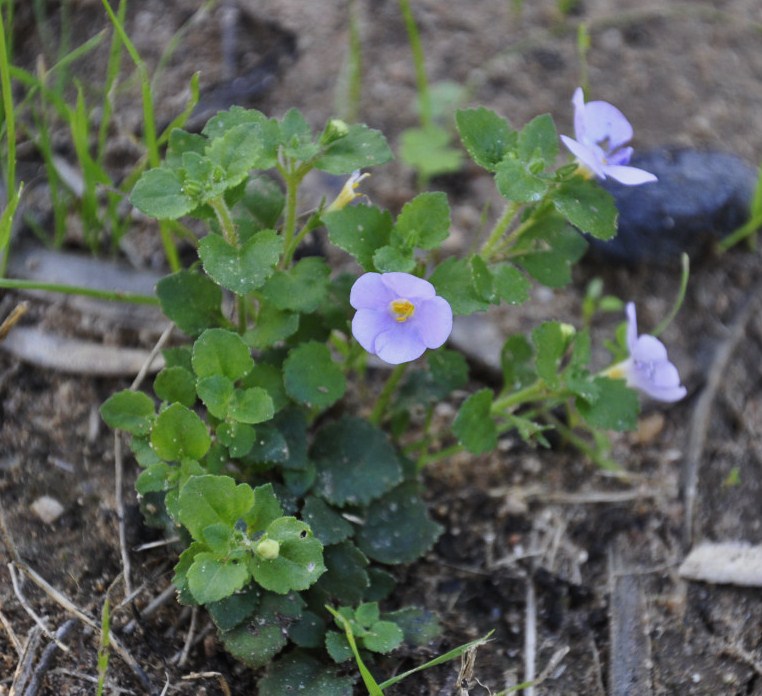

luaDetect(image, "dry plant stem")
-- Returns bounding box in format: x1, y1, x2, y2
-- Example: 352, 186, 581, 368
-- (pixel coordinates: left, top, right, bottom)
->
171, 621, 214, 665
177, 606, 198, 667
681, 286, 762, 547
122, 583, 176, 635
115, 323, 174, 598
181, 672, 232, 696
8, 563, 69, 653
523, 578, 537, 696
0, 605, 23, 655
46, 668, 135, 695
0, 301, 28, 341
0, 500, 22, 565
10, 626, 43, 696
14, 560, 154, 694
23, 618, 78, 696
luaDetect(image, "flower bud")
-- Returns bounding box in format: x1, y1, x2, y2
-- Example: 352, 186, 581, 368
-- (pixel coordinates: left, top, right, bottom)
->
320, 118, 350, 146
255, 538, 280, 560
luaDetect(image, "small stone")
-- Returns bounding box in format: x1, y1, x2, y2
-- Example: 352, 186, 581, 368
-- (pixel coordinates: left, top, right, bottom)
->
30, 496, 65, 524
588, 149, 757, 265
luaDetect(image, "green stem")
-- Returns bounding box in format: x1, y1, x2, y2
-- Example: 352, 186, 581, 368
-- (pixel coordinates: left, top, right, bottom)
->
0, 3, 17, 277
543, 411, 619, 471
0, 278, 160, 305
284, 213, 322, 266
417, 443, 463, 470
398, 0, 432, 130
491, 379, 548, 413
369, 363, 408, 426
479, 201, 520, 260
209, 196, 239, 247
280, 164, 300, 267
652, 252, 689, 337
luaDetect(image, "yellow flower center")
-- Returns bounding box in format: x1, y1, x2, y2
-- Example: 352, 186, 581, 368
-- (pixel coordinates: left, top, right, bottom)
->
390, 299, 415, 323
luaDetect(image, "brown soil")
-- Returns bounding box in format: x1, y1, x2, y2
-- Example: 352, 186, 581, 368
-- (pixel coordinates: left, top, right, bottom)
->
2, 1, 762, 694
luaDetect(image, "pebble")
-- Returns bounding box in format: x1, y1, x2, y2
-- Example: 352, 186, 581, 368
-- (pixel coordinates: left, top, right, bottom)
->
589, 149, 757, 266
30, 496, 65, 524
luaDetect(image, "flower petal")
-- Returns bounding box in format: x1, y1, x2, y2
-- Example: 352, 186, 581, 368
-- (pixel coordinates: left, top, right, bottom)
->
351, 309, 392, 352
625, 302, 638, 352
560, 135, 606, 178
413, 296, 453, 349
602, 164, 658, 186
350, 273, 395, 309
572, 87, 587, 142
632, 334, 668, 363
380, 272, 436, 300
583, 100, 633, 150
373, 325, 427, 364
607, 145, 633, 166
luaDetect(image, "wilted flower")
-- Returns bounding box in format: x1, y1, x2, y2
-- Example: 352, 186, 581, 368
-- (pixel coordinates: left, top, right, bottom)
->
561, 87, 657, 186
350, 272, 453, 365
607, 302, 686, 402
326, 170, 370, 213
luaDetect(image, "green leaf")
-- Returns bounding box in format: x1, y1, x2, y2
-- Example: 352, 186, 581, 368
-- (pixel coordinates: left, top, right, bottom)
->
135, 461, 174, 495
372, 244, 416, 273
217, 420, 256, 458
312, 417, 402, 507
235, 174, 285, 231
246, 424, 289, 466
244, 306, 300, 350
130, 168, 194, 220
162, 346, 193, 371
156, 271, 223, 337
166, 128, 206, 168
427, 349, 469, 396
357, 482, 442, 565
577, 377, 640, 431
383, 607, 441, 646
196, 375, 234, 419
192, 328, 253, 381
153, 366, 196, 407
173, 541, 204, 605
518, 113, 558, 167
452, 388, 497, 454
100, 390, 155, 436
513, 214, 587, 288
229, 387, 274, 425
243, 483, 284, 534
220, 614, 286, 669
324, 205, 393, 271
429, 256, 491, 316
203, 106, 274, 140
364, 567, 397, 602
492, 263, 530, 305
258, 651, 353, 696
283, 342, 346, 410
394, 191, 450, 249
455, 107, 517, 171
244, 364, 289, 413
532, 321, 566, 387
362, 620, 403, 654
315, 541, 369, 604
260, 257, 330, 313
399, 125, 462, 178
501, 334, 535, 390
279, 108, 319, 161
289, 611, 327, 649
187, 552, 249, 604
553, 178, 618, 240
176, 474, 255, 539
207, 586, 260, 631
199, 230, 283, 296
150, 404, 210, 462
315, 123, 393, 174
249, 517, 326, 593
495, 156, 548, 203
325, 631, 353, 663
206, 122, 278, 185
301, 496, 353, 545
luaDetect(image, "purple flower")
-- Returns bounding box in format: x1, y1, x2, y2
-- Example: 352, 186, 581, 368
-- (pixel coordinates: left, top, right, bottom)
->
350, 272, 453, 365
560, 87, 657, 186
608, 302, 686, 402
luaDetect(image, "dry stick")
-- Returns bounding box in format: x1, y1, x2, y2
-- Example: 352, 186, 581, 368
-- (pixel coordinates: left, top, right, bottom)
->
10, 626, 43, 695
46, 668, 136, 695
176, 606, 198, 667
122, 583, 176, 636
181, 672, 232, 696
523, 578, 537, 696
681, 288, 762, 547
115, 323, 174, 599
8, 563, 69, 653
0, 501, 22, 565
14, 560, 154, 694
23, 618, 78, 696
170, 621, 214, 665
0, 605, 23, 655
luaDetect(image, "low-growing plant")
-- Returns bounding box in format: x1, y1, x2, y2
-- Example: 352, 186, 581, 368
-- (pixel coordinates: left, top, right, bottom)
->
100, 87, 686, 691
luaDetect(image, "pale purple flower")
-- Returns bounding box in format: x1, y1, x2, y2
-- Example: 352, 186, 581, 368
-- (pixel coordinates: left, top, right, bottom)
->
608, 302, 686, 402
350, 272, 453, 365
560, 87, 657, 186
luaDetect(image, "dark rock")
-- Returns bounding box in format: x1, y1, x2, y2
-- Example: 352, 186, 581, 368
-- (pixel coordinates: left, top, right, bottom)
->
588, 149, 757, 266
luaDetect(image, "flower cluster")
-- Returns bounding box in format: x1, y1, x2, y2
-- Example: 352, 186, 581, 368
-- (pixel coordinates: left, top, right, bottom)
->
561, 87, 657, 186
350, 272, 452, 365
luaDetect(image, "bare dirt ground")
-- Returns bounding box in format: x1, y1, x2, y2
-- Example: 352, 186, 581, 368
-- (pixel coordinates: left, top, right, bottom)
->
2, 0, 762, 694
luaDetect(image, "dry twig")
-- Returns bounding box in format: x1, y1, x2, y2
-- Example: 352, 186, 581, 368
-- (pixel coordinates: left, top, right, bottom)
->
23, 618, 78, 696
10, 626, 43, 695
